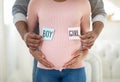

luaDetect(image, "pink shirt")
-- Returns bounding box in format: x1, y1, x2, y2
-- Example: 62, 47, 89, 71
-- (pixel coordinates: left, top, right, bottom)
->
27, 0, 91, 70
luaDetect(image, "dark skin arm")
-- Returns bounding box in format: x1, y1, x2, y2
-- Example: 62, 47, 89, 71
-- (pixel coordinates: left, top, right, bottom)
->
15, 21, 54, 68
81, 21, 104, 50
63, 21, 104, 68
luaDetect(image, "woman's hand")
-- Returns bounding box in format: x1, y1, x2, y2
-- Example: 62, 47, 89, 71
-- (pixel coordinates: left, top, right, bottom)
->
24, 32, 54, 68
63, 49, 88, 68
30, 50, 55, 68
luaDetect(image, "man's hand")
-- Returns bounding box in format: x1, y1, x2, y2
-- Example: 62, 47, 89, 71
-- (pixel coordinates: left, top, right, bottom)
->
80, 21, 104, 50
15, 21, 54, 68
30, 50, 54, 68
63, 49, 88, 68
80, 31, 98, 50
25, 33, 55, 68
24, 32, 42, 51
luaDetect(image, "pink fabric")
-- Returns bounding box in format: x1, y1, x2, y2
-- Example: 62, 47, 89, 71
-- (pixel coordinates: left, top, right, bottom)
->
27, 0, 91, 70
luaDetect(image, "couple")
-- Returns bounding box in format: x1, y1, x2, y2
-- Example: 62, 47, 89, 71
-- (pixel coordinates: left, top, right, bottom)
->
12, 0, 106, 82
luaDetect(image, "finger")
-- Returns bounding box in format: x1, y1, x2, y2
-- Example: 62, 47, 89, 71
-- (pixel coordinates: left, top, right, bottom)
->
28, 42, 40, 48
29, 39, 41, 44
86, 46, 92, 49
81, 39, 91, 48
29, 47, 38, 51
38, 57, 54, 68
81, 35, 94, 45
80, 35, 87, 39
32, 51, 54, 68
81, 35, 94, 44
81, 38, 94, 49
82, 43, 92, 50
29, 33, 42, 40
86, 42, 94, 49
87, 37, 95, 44
81, 46, 88, 50
39, 51, 54, 67
64, 62, 77, 68
63, 59, 75, 68
64, 56, 81, 68
27, 36, 41, 44
72, 49, 81, 57
80, 32, 91, 39
26, 33, 41, 47
41, 58, 54, 68
26, 38, 41, 49
63, 56, 79, 68
81, 36, 92, 44
81, 38, 89, 43
63, 50, 88, 68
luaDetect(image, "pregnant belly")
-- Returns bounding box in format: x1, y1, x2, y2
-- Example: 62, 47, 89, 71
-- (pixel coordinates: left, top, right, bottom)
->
39, 38, 81, 69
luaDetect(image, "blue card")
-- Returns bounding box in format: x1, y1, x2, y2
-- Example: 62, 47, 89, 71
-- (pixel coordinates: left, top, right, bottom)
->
42, 28, 54, 40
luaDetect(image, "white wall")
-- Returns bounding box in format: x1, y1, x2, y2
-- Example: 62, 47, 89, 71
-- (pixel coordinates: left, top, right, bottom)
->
0, 0, 6, 82
97, 20, 120, 42
5, 24, 33, 82
1, 0, 33, 82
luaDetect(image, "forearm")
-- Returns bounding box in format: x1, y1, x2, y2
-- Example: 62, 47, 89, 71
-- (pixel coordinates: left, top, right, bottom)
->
15, 21, 28, 40
12, 0, 29, 40
92, 21, 104, 38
